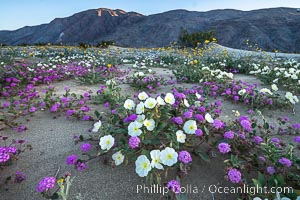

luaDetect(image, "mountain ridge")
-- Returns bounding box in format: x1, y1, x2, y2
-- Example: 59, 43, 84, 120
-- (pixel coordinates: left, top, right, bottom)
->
0, 7, 300, 52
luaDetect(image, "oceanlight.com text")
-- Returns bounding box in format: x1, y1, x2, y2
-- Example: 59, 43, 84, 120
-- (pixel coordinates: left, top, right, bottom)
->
136, 184, 293, 196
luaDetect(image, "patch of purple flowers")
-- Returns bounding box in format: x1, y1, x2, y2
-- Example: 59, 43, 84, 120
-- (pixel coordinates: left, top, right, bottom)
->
178, 151, 192, 164
228, 168, 242, 183
167, 180, 181, 194
129, 136, 141, 149
218, 143, 231, 154
36, 177, 56, 193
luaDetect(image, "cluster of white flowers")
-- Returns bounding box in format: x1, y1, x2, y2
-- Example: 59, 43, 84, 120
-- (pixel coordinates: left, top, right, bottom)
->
285, 92, 299, 105
135, 147, 178, 177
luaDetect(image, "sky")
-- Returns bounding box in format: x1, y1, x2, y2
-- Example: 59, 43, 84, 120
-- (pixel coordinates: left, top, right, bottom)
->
1, 0, 300, 30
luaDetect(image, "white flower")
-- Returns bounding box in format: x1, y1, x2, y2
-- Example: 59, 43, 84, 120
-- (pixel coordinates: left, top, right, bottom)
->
291, 74, 298, 80
195, 92, 202, 99
134, 71, 145, 77
92, 120, 102, 132
136, 102, 145, 114
128, 121, 143, 136
160, 147, 178, 166
144, 98, 157, 109
183, 99, 190, 107
183, 120, 197, 134
194, 101, 201, 107
144, 119, 155, 131
176, 130, 186, 143
137, 115, 145, 123
285, 92, 299, 105
138, 92, 148, 100
259, 88, 273, 95
165, 93, 175, 105
135, 155, 152, 177
271, 84, 278, 91
124, 99, 135, 110
205, 113, 214, 123
238, 89, 246, 95
99, 135, 115, 151
150, 150, 164, 170
156, 96, 166, 105
112, 151, 124, 166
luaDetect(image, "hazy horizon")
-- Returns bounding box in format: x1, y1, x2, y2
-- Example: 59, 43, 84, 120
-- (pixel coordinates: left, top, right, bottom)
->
1, 0, 300, 30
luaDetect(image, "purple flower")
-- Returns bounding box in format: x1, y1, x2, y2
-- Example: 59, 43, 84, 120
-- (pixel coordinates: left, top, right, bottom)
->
240, 120, 252, 132
37, 177, 56, 193
76, 162, 87, 171
178, 151, 192, 164
278, 157, 292, 167
2, 102, 10, 108
78, 100, 85, 105
247, 109, 254, 115
80, 143, 92, 152
82, 115, 90, 121
195, 129, 203, 137
253, 136, 263, 144
183, 111, 193, 119
172, 117, 183, 125
29, 107, 37, 113
271, 138, 280, 144
104, 102, 110, 108
7, 146, 17, 154
198, 106, 206, 113
167, 180, 181, 194
292, 123, 300, 130
80, 106, 90, 112
215, 100, 222, 107
0, 153, 10, 163
66, 155, 78, 165
194, 114, 204, 122
228, 168, 242, 183
129, 136, 141, 149
224, 131, 235, 139
111, 109, 117, 115
0, 146, 6, 153
40, 102, 46, 107
66, 109, 76, 117
294, 136, 300, 143
267, 166, 276, 175
15, 171, 26, 183
50, 105, 58, 112
213, 119, 225, 129
218, 143, 231, 154
123, 114, 138, 123
13, 125, 27, 133
234, 96, 239, 101
259, 156, 266, 162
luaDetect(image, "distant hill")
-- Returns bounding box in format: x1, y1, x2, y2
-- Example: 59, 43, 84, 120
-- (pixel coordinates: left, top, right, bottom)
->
0, 7, 300, 52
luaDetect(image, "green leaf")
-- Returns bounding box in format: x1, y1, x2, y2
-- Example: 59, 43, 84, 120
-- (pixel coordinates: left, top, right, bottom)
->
51, 193, 59, 199
258, 172, 266, 187
252, 178, 262, 188
176, 193, 187, 200
196, 151, 210, 162
94, 110, 100, 119
203, 126, 209, 135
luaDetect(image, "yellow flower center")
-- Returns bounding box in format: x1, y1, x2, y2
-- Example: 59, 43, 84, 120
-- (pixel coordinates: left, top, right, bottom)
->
106, 140, 111, 145
142, 162, 148, 169
145, 121, 150, 127
167, 154, 173, 160
134, 127, 138, 131
189, 125, 194, 130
